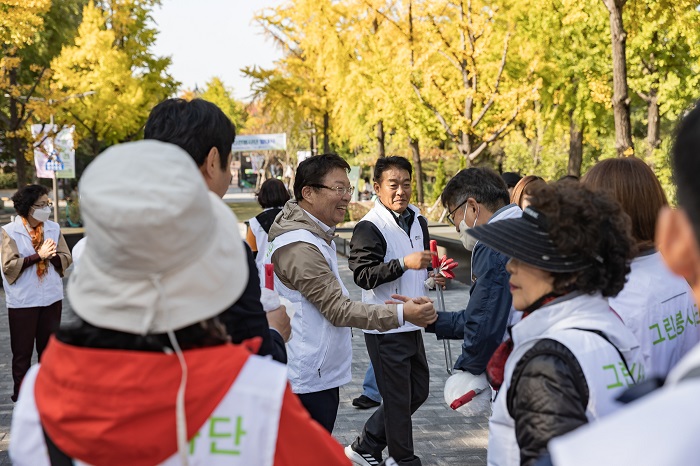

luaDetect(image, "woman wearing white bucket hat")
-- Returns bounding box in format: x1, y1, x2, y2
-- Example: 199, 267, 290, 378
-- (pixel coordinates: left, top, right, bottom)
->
9, 140, 350, 466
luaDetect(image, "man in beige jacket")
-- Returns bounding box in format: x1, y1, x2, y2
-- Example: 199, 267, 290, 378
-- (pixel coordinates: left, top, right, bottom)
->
266, 153, 437, 433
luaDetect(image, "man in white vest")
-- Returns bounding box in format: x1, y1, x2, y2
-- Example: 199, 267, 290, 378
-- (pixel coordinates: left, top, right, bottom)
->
345, 156, 436, 466
536, 101, 700, 465
266, 153, 438, 434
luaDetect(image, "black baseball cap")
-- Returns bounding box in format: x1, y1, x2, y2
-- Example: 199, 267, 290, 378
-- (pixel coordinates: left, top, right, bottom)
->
468, 206, 592, 272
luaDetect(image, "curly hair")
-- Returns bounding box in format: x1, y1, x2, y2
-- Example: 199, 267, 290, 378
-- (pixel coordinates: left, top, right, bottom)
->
11, 184, 49, 219
527, 180, 635, 297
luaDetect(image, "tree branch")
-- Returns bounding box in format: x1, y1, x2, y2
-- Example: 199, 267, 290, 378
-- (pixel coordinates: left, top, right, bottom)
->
471, 31, 510, 129
361, 0, 409, 39
411, 81, 457, 141
636, 90, 651, 103
468, 86, 536, 161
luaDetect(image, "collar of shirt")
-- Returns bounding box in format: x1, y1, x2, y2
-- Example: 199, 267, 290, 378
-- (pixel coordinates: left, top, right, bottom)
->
379, 200, 414, 232
302, 208, 336, 235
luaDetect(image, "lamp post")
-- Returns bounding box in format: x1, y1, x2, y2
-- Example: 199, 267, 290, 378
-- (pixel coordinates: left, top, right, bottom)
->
48, 91, 96, 223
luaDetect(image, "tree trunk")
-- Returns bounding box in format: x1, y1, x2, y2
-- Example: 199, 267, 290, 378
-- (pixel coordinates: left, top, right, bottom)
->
311, 125, 317, 156
409, 137, 424, 204
459, 130, 472, 167
377, 119, 385, 158
646, 88, 660, 157
8, 68, 26, 188
323, 112, 330, 154
603, 0, 634, 157
568, 111, 584, 177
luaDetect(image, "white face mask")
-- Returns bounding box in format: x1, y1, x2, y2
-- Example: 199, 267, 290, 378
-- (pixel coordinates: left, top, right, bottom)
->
458, 204, 479, 251
31, 206, 51, 223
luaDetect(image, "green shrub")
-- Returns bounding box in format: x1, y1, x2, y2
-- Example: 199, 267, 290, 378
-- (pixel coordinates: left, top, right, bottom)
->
0, 172, 17, 189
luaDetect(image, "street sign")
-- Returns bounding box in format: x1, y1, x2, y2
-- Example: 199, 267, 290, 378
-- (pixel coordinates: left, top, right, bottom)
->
232, 133, 287, 152
45, 150, 65, 171
31, 124, 75, 179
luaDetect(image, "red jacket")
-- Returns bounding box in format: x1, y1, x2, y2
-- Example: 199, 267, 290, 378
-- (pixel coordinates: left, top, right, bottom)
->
11, 337, 350, 466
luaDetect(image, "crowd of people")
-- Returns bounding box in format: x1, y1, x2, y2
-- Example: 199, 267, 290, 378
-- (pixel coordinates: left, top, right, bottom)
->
2, 96, 700, 466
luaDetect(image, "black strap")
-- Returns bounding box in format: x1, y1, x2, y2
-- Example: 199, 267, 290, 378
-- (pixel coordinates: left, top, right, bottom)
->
255, 208, 282, 234
573, 328, 636, 384
43, 427, 74, 466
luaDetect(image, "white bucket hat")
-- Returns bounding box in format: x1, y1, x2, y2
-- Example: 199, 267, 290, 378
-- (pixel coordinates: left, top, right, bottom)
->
67, 140, 248, 335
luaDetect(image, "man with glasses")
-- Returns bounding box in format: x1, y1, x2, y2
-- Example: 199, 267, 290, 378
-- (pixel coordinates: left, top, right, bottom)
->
426, 167, 521, 410
265, 153, 438, 434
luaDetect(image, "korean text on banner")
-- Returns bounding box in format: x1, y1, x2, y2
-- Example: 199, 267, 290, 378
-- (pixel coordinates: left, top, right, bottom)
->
232, 133, 287, 152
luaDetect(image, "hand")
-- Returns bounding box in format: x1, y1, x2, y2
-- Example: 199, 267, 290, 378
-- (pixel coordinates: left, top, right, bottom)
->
388, 294, 433, 305
403, 251, 434, 270
266, 305, 291, 342
393, 294, 437, 327
37, 239, 56, 260
429, 271, 447, 289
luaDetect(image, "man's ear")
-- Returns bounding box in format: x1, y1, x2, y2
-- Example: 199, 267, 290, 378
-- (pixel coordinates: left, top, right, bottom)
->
657, 207, 700, 287
200, 147, 219, 180
466, 197, 479, 214
300, 185, 314, 204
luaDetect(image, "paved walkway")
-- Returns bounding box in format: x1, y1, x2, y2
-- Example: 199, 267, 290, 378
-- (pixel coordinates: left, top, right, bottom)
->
333, 255, 489, 465
0, 254, 489, 465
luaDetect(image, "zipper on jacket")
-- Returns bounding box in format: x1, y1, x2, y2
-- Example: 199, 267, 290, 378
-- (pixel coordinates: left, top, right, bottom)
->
317, 331, 332, 378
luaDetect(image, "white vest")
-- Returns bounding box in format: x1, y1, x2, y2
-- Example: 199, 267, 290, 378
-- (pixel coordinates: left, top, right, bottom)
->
249, 211, 273, 277
1, 217, 64, 308
10, 356, 287, 466
360, 202, 426, 335
609, 251, 699, 379
264, 229, 352, 394
548, 342, 700, 466
487, 294, 645, 466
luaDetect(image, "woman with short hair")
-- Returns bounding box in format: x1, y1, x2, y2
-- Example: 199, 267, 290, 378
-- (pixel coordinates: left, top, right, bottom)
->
247, 178, 291, 274
583, 157, 699, 379
1, 184, 72, 402
471, 181, 644, 466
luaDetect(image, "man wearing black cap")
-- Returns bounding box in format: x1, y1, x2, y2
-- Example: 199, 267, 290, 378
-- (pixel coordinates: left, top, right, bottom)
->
426, 167, 521, 409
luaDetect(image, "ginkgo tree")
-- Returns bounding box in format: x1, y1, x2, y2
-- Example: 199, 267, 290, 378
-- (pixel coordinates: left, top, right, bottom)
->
0, 0, 52, 186
50, 0, 176, 156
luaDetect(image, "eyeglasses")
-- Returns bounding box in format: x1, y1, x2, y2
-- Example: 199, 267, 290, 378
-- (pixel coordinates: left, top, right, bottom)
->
32, 201, 53, 209
309, 184, 355, 197
446, 199, 469, 226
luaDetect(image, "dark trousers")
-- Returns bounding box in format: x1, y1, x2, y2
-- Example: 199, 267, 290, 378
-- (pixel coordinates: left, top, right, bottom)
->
297, 386, 340, 433
358, 331, 430, 466
9, 301, 62, 401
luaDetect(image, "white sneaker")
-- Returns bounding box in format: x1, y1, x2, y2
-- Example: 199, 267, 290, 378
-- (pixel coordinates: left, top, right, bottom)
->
344, 445, 381, 466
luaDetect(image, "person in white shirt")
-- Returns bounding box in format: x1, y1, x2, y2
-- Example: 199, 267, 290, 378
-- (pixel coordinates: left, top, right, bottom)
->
583, 156, 699, 379
537, 100, 700, 466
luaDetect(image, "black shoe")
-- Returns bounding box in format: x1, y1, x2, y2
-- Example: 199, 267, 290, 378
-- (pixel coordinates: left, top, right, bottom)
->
345, 440, 382, 466
352, 394, 381, 409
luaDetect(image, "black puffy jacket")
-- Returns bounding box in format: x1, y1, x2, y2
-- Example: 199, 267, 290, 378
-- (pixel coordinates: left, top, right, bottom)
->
506, 338, 589, 466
